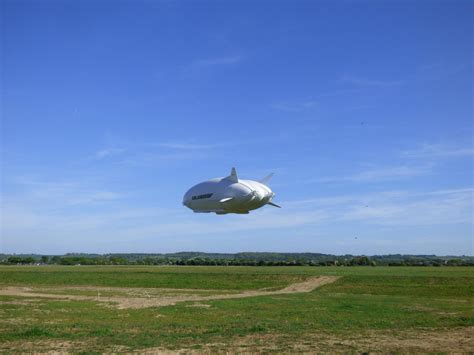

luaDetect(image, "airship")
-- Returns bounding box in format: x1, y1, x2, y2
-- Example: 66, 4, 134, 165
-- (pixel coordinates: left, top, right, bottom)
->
183, 167, 281, 214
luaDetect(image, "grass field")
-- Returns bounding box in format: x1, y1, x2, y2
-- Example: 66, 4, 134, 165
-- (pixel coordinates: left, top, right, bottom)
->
0, 266, 473, 352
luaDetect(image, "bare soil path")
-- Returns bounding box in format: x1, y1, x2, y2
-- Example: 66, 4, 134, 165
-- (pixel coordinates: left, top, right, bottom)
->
0, 276, 340, 309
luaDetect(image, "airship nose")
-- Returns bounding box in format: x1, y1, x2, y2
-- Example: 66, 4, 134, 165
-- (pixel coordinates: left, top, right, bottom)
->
182, 194, 191, 208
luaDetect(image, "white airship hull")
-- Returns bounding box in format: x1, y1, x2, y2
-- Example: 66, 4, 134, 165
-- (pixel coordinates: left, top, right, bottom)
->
182, 168, 280, 214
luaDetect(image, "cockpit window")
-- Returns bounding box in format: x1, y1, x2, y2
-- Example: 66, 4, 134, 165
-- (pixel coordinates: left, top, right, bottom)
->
192, 193, 213, 200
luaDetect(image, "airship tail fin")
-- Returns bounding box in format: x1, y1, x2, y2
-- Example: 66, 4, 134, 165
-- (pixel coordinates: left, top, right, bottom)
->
260, 173, 274, 185
226, 167, 239, 182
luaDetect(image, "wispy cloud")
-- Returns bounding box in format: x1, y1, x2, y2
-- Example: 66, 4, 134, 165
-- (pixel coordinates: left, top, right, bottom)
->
66, 191, 123, 206
2, 181, 472, 254
271, 99, 317, 112
341, 188, 473, 226
4, 187, 471, 242
92, 136, 285, 167
402, 143, 474, 158
418, 61, 468, 82
114, 139, 234, 166
9, 177, 124, 207
117, 137, 281, 166
339, 75, 404, 87
308, 141, 471, 185
348, 165, 432, 182
281, 188, 473, 227
95, 148, 125, 159
90, 140, 227, 167
118, 151, 210, 167
316, 165, 432, 184
191, 54, 243, 68
155, 142, 219, 150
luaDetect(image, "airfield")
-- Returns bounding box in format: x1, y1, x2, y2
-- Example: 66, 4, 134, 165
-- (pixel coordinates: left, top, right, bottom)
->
0, 266, 473, 352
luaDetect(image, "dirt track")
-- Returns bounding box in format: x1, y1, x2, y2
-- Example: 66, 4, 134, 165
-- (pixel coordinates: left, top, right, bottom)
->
0, 276, 340, 309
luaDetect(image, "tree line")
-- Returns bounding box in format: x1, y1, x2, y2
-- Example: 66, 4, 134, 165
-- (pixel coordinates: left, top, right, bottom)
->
1, 253, 472, 266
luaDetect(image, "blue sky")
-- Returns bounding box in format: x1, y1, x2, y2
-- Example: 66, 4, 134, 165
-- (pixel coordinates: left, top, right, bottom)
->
1, 0, 473, 255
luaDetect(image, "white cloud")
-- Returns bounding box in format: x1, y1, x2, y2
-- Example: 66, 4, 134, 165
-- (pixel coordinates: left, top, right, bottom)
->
91, 140, 222, 167
339, 75, 404, 87
281, 188, 473, 227
192, 55, 243, 68
342, 189, 473, 226
349, 165, 432, 182
271, 99, 317, 112
2, 185, 472, 254
91, 137, 285, 168
156, 142, 219, 150
317, 165, 432, 183
311, 142, 472, 185
67, 191, 123, 206
115, 137, 283, 166
118, 150, 210, 167
423, 188, 474, 196
7, 177, 124, 208
402, 143, 474, 158
95, 148, 125, 159
3, 182, 471, 241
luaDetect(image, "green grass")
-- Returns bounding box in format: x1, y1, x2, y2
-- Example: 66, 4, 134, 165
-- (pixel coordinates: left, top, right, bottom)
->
0, 266, 472, 352
0, 265, 311, 290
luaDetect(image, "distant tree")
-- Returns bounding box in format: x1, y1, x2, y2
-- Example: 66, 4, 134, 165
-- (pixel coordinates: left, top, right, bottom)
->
447, 258, 462, 266
7, 256, 22, 264
109, 256, 127, 265
350, 256, 370, 266
2, 252, 472, 267
6, 256, 35, 264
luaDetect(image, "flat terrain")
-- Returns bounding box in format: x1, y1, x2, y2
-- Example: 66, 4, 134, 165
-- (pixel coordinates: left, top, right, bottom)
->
0, 266, 472, 353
